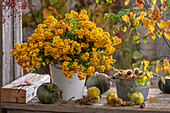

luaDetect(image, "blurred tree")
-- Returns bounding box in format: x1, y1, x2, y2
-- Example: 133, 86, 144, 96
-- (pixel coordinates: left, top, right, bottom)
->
22, 0, 68, 28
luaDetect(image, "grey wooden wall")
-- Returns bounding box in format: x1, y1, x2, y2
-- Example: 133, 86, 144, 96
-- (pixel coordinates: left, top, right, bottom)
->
0, 0, 23, 104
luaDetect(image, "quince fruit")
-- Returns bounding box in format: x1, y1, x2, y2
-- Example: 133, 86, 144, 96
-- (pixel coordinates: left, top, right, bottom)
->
130, 92, 144, 105
106, 92, 118, 103
87, 86, 100, 98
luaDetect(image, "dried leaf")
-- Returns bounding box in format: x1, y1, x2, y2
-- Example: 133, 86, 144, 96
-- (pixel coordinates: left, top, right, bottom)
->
125, 0, 129, 6
161, 0, 166, 4
25, 81, 31, 85
165, 30, 170, 40
156, 64, 163, 73
142, 76, 147, 80
48, 6, 56, 11
43, 8, 52, 19
122, 15, 129, 23
161, 76, 166, 84
136, 0, 143, 9
161, 5, 166, 11
142, 18, 151, 27
149, 96, 154, 102
147, 81, 151, 87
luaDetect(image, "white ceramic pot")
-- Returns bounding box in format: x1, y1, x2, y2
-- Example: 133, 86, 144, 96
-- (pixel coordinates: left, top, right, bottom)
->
49, 64, 85, 100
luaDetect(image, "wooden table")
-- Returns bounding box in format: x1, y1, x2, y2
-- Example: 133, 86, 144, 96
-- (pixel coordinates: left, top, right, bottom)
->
1, 87, 170, 113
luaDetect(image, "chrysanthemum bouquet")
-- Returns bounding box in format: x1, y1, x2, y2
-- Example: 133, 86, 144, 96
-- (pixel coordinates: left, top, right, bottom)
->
11, 10, 121, 80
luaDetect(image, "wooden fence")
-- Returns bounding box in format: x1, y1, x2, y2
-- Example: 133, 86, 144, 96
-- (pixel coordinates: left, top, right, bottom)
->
0, 1, 23, 107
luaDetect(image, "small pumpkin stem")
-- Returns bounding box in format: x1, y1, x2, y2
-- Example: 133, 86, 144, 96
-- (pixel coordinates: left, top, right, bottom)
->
46, 84, 53, 91
46, 84, 63, 99
94, 72, 99, 77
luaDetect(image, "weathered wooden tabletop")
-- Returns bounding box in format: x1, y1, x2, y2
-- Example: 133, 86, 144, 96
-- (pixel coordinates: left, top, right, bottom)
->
1, 87, 170, 113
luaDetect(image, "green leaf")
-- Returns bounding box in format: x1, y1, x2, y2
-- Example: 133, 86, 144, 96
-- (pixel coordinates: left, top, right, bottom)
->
32, 67, 35, 71
140, 80, 146, 85
140, 74, 144, 78
110, 66, 118, 71
121, 26, 125, 31
151, 34, 156, 40
135, 80, 140, 85
155, 60, 159, 65
96, 0, 99, 4
96, 96, 100, 102
118, 48, 131, 52
42, 62, 46, 65
141, 22, 144, 27
130, 85, 134, 90
165, 1, 169, 7
50, 0, 58, 5
118, 10, 127, 17
104, 13, 108, 19
142, 36, 148, 43
125, 86, 128, 91
111, 14, 119, 19
135, 23, 139, 29
146, 66, 153, 72
128, 93, 131, 98
166, 12, 169, 17
151, 0, 157, 4
132, 61, 141, 68
133, 51, 142, 59
108, 13, 114, 17
132, 35, 139, 44
126, 9, 130, 12
125, 38, 129, 42
139, 64, 143, 70
112, 27, 117, 32
130, 101, 134, 106
130, 28, 134, 32
137, 9, 141, 13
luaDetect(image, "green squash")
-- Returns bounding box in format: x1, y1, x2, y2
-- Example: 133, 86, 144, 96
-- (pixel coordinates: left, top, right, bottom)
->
86, 72, 111, 94
158, 77, 170, 93
37, 83, 60, 104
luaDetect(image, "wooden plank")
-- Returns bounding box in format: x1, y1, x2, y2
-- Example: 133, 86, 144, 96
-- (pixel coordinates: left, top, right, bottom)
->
2, 0, 14, 86
6, 109, 54, 113
13, 1, 23, 80
1, 73, 50, 103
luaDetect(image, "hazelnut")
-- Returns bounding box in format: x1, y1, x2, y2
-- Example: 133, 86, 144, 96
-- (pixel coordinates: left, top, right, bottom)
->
134, 68, 140, 75
115, 73, 119, 78
121, 103, 127, 106
140, 103, 145, 109
126, 102, 130, 106
126, 69, 133, 75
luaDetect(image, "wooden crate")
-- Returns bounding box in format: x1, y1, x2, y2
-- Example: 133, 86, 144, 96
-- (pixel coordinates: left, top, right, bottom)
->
1, 73, 50, 103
